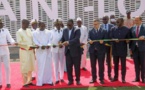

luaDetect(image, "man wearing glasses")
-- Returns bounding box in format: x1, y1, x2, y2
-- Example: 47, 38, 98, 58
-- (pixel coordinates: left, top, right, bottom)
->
88, 19, 107, 84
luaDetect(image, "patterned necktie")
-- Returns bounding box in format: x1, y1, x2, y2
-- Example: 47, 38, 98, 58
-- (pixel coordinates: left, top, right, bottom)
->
136, 26, 139, 37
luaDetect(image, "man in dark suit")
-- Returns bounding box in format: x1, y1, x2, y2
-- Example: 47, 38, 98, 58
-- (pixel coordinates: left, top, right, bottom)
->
59, 19, 81, 85
88, 19, 107, 84
130, 16, 145, 83
101, 15, 114, 80
110, 18, 130, 83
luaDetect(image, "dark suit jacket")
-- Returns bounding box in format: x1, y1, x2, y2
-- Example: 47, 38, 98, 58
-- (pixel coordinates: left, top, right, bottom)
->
61, 27, 81, 57
88, 27, 107, 54
130, 24, 145, 52
110, 26, 130, 57
101, 24, 114, 39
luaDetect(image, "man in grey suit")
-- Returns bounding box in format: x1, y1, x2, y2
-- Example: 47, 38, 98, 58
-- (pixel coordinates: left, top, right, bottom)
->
101, 15, 114, 80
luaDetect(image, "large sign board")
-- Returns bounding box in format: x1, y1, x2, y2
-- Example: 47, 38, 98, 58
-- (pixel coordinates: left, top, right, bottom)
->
0, 0, 145, 21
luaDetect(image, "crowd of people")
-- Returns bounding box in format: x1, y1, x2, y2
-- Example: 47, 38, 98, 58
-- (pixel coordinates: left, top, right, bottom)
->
0, 10, 145, 88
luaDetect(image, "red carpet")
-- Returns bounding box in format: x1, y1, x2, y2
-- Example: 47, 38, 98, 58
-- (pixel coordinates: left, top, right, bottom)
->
1, 59, 145, 90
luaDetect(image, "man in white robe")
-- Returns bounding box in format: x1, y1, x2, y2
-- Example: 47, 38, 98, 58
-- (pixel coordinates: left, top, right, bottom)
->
30, 19, 38, 80
76, 17, 88, 70
33, 22, 53, 86
57, 18, 67, 72
51, 19, 65, 84
0, 19, 16, 88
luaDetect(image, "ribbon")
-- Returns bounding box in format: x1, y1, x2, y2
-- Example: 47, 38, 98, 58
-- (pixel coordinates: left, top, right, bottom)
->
0, 38, 144, 47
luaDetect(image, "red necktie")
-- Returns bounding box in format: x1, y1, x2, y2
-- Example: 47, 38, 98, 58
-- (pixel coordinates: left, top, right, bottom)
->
136, 26, 139, 37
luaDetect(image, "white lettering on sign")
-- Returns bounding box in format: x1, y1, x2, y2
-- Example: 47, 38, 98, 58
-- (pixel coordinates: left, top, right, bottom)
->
32, 0, 58, 20
0, 0, 17, 21
98, 0, 115, 18
118, 0, 145, 17
0, 0, 145, 21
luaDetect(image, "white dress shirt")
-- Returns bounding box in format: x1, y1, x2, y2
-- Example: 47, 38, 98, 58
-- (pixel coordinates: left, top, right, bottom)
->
135, 25, 141, 46
0, 28, 15, 55
103, 24, 109, 31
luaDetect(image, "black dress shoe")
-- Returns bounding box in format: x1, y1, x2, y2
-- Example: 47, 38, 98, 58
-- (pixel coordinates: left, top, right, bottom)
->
122, 80, 126, 83
100, 80, 105, 84
111, 78, 118, 82
82, 67, 87, 71
89, 80, 96, 83
68, 82, 73, 85
109, 76, 113, 81
60, 79, 64, 82
23, 84, 29, 87
32, 77, 35, 81
142, 80, 145, 83
55, 81, 59, 84
132, 79, 140, 82
28, 83, 35, 86
0, 85, 2, 88
76, 81, 81, 85
7, 84, 11, 88
48, 83, 54, 86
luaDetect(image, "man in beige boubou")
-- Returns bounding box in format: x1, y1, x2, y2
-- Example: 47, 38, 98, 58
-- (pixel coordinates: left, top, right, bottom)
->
16, 19, 35, 87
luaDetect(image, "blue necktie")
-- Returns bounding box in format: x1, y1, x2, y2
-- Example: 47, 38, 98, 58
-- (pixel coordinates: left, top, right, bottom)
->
105, 24, 107, 31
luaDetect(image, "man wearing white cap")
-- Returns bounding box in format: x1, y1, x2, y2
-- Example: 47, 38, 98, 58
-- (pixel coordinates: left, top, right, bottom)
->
51, 19, 65, 84
76, 17, 88, 71
0, 19, 16, 88
57, 18, 67, 72
30, 19, 38, 80
30, 19, 38, 32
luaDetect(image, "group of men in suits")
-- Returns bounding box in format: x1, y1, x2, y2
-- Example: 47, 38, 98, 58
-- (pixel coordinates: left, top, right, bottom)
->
0, 11, 145, 88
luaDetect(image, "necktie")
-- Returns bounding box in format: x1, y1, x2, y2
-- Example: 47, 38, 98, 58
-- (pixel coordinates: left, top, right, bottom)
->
105, 24, 107, 31
136, 26, 139, 37
69, 30, 71, 39
96, 29, 98, 33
